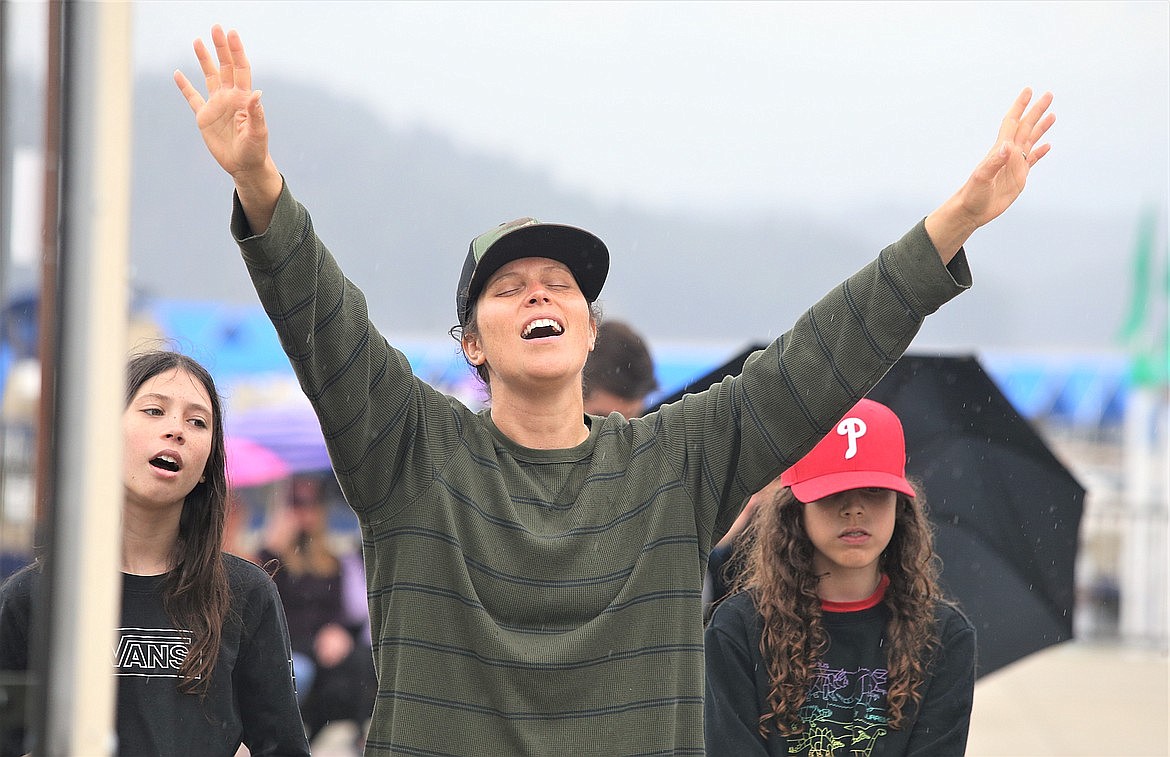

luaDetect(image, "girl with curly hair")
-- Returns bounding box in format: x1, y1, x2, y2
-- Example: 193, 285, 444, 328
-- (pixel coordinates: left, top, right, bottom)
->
704, 398, 975, 756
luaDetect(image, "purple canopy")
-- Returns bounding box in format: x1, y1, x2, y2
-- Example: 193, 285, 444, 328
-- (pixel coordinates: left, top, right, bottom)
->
227, 403, 333, 474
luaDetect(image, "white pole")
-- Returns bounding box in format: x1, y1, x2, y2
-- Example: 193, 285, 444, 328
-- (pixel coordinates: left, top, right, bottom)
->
1119, 389, 1153, 640
43, 2, 131, 754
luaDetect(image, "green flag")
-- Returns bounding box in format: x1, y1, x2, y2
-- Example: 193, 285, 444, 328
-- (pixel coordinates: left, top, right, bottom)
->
1118, 208, 1168, 387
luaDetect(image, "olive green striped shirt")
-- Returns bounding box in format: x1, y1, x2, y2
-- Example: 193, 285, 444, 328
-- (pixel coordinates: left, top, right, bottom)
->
233, 183, 969, 755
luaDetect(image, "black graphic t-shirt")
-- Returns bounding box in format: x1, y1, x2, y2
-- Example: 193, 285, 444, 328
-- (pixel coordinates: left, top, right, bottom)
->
114, 621, 194, 678
704, 586, 975, 756
0, 555, 309, 757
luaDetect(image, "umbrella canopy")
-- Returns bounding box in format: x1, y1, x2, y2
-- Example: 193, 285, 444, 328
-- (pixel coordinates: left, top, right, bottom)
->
867, 354, 1085, 677
227, 403, 333, 474
655, 346, 1084, 678
647, 343, 767, 411
224, 436, 291, 488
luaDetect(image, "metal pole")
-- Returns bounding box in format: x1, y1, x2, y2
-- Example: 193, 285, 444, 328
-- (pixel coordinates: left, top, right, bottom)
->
25, 0, 65, 748
0, 0, 9, 296
41, 1, 131, 753
35, 0, 64, 539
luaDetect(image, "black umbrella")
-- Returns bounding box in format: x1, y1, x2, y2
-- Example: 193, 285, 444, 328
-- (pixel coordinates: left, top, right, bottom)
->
647, 343, 767, 410
656, 347, 1084, 678
867, 353, 1084, 677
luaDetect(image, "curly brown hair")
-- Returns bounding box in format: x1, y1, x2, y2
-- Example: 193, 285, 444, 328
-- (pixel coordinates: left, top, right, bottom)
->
730, 479, 944, 738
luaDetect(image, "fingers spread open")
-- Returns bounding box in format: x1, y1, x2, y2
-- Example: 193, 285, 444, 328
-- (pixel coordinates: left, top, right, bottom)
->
995, 88, 1055, 167
1017, 93, 1054, 160
1018, 91, 1054, 136
1025, 111, 1056, 152
997, 87, 1033, 142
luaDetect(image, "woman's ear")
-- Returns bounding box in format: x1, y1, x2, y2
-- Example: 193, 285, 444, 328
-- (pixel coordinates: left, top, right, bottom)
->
462, 333, 485, 366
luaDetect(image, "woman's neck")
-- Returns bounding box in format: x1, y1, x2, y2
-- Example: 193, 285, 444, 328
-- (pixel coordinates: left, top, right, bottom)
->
488, 384, 590, 449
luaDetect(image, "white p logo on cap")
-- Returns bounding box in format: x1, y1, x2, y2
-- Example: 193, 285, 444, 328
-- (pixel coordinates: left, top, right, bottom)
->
836, 417, 867, 460
780, 399, 915, 502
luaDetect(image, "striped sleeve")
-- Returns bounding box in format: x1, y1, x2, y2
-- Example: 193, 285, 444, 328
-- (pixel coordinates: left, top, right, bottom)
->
233, 182, 461, 521
650, 219, 970, 544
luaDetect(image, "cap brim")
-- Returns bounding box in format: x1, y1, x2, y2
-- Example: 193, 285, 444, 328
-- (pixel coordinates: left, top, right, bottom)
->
466, 224, 608, 311
789, 470, 916, 504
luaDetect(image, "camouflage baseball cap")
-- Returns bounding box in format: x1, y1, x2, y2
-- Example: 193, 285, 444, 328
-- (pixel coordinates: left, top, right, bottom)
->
456, 218, 609, 327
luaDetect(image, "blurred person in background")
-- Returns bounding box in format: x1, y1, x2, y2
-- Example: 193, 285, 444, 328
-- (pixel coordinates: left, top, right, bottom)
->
0, 350, 307, 756
222, 489, 257, 561
258, 475, 375, 747
582, 319, 659, 418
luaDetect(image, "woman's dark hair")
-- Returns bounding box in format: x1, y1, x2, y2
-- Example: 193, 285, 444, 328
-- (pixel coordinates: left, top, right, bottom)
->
731, 480, 943, 738
450, 300, 604, 392
125, 350, 230, 695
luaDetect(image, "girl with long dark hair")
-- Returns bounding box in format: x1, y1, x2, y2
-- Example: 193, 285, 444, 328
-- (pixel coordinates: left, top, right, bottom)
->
0, 350, 308, 756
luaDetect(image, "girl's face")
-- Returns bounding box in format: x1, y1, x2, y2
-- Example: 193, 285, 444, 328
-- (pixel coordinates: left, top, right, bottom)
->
461, 256, 596, 392
122, 367, 215, 513
802, 487, 897, 580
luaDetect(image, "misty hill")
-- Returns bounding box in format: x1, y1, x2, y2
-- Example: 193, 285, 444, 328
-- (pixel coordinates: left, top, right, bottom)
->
7, 72, 1135, 354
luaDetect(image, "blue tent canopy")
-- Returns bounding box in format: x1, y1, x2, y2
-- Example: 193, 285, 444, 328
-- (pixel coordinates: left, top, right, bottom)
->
2, 298, 1137, 479
980, 352, 1131, 429
147, 300, 294, 384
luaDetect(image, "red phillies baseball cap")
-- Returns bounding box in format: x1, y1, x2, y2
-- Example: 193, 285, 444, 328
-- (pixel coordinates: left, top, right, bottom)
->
780, 398, 916, 503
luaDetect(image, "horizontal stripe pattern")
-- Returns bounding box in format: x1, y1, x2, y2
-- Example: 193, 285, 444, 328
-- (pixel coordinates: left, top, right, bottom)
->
233, 185, 968, 755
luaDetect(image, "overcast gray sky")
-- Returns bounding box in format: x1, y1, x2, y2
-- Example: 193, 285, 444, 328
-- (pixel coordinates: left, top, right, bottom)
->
10, 0, 1165, 220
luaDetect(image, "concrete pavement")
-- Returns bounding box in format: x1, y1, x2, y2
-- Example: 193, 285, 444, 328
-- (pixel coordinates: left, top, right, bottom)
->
967, 640, 1169, 756
309, 639, 1169, 756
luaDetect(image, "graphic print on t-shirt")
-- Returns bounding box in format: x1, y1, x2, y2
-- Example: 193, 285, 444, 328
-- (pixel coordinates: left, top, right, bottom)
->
790, 662, 889, 756
114, 627, 193, 678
